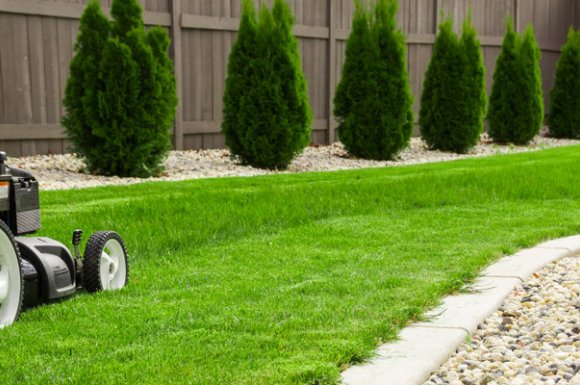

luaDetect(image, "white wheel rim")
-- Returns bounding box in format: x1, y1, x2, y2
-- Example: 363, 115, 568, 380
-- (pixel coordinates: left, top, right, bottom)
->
0, 229, 21, 328
99, 239, 127, 290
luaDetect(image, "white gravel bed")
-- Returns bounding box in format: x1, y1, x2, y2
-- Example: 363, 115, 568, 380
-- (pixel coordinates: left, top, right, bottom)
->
6, 135, 580, 191
424, 255, 580, 385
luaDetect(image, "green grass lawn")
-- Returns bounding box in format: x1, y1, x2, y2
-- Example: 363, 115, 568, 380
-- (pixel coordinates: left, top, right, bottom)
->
1, 146, 580, 384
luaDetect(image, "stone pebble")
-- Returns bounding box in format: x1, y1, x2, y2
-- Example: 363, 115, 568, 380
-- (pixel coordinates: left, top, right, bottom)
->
424, 256, 580, 385
5, 135, 580, 191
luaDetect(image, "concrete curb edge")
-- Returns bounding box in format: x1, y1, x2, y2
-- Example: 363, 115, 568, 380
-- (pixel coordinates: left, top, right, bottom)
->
341, 235, 580, 385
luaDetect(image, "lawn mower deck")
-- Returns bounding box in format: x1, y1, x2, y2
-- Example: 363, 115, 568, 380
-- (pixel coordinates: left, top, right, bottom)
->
0, 151, 128, 328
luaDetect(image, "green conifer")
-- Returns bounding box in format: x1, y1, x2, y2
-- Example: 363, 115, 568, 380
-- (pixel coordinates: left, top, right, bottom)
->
93, 37, 142, 176
223, 0, 259, 158
519, 25, 544, 143
334, 1, 375, 157
334, 0, 413, 160
489, 21, 544, 144
420, 18, 485, 153
222, 0, 311, 170
111, 0, 144, 37
62, 0, 110, 168
460, 14, 487, 148
62, 0, 176, 177
549, 29, 580, 138
488, 20, 519, 143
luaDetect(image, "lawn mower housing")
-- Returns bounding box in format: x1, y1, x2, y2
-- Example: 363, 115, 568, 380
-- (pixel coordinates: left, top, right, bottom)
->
0, 151, 128, 327
0, 163, 40, 235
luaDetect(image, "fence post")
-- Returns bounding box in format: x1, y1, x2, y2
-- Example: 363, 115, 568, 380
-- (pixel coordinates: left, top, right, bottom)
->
327, 0, 336, 144
171, 0, 184, 150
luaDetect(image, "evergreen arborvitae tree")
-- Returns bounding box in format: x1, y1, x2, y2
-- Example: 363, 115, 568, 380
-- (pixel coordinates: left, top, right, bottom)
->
223, 0, 259, 158
419, 18, 485, 153
62, 0, 176, 177
549, 28, 580, 138
334, 0, 413, 160
489, 21, 543, 144
221, 0, 311, 170
111, 0, 143, 37
96, 37, 142, 176
519, 25, 544, 142
488, 20, 519, 143
62, 0, 110, 166
334, 1, 375, 157
460, 15, 487, 148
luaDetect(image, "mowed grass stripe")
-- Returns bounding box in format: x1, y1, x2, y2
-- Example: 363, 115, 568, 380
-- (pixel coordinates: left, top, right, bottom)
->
1, 146, 579, 385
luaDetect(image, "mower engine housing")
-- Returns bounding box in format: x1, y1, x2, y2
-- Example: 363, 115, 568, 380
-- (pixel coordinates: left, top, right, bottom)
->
0, 173, 41, 235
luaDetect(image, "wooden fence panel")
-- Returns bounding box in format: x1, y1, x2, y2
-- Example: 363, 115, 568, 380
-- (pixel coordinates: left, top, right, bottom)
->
0, 0, 577, 156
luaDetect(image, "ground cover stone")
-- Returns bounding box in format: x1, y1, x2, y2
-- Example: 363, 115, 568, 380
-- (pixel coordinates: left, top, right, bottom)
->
424, 256, 580, 385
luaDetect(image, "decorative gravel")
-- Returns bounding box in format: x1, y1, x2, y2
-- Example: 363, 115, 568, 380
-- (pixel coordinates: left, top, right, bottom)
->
424, 255, 580, 385
6, 135, 580, 191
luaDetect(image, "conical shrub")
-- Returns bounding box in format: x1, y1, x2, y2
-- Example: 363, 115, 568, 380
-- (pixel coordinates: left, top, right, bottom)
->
419, 17, 486, 153
62, 0, 110, 165
222, 0, 259, 159
460, 15, 488, 148
334, 1, 375, 157
334, 0, 413, 160
549, 28, 580, 138
519, 25, 544, 142
488, 20, 519, 143
111, 0, 143, 37
222, 0, 311, 170
489, 21, 543, 144
62, 0, 177, 177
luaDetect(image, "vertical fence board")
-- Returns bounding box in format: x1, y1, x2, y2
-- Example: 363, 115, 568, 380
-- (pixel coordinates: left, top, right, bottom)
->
0, 14, 32, 125
171, 0, 183, 149
328, 0, 336, 142
542, 52, 560, 110
409, 45, 432, 116
483, 46, 501, 95
42, 17, 61, 127
27, 16, 48, 125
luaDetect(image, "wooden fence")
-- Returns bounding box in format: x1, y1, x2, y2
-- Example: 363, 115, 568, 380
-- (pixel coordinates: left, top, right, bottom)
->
0, 0, 579, 157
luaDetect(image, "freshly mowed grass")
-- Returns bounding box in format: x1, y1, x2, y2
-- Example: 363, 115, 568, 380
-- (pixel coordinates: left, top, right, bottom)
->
1, 146, 580, 384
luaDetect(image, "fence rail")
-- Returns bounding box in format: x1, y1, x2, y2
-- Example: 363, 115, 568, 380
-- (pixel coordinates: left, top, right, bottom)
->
0, 0, 578, 157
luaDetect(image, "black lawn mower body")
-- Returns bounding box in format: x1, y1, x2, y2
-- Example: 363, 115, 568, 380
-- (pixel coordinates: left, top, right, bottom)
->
0, 151, 128, 327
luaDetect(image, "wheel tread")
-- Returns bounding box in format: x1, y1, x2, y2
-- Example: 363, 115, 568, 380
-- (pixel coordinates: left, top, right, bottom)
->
83, 231, 128, 293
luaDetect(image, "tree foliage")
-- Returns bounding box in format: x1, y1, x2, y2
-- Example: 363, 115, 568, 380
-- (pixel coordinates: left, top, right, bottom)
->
461, 16, 488, 148
62, 0, 177, 177
222, 0, 311, 170
549, 28, 580, 138
489, 21, 544, 144
334, 0, 413, 160
419, 16, 486, 153
62, 1, 110, 168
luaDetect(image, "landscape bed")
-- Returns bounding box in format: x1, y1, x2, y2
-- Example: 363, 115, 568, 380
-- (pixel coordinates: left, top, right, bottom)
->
1, 146, 580, 385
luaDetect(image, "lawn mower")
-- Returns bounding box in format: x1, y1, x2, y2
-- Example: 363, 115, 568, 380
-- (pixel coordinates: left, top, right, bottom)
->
0, 151, 128, 328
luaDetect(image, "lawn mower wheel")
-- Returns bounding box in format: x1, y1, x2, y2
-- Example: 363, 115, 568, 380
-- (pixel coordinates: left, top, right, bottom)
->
0, 221, 23, 328
83, 231, 129, 293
